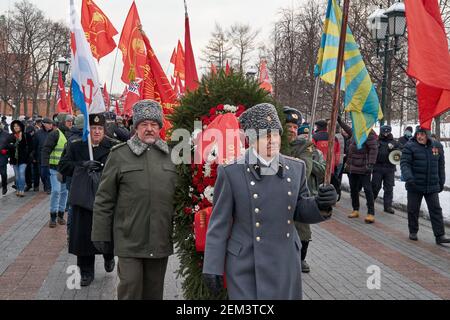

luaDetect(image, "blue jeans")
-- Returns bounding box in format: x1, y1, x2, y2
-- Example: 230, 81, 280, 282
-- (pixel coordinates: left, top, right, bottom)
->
66, 176, 72, 235
13, 164, 27, 192
40, 165, 51, 191
49, 169, 68, 215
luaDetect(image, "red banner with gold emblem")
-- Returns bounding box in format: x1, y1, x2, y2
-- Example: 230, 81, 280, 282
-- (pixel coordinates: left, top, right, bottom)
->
141, 32, 178, 139
81, 0, 118, 61
118, 1, 147, 84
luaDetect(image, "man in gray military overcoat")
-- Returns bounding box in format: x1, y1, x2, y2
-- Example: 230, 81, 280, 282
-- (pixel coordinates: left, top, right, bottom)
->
202, 103, 337, 300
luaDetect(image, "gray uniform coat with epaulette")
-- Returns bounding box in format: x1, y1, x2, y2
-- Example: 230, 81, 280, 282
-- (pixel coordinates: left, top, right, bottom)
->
203, 150, 328, 300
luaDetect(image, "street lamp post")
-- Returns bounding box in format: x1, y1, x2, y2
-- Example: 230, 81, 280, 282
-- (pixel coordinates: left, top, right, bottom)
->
56, 56, 70, 83
367, 1, 406, 126
245, 65, 257, 80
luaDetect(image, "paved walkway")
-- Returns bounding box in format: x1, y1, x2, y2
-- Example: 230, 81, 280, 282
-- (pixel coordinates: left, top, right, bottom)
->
0, 184, 449, 300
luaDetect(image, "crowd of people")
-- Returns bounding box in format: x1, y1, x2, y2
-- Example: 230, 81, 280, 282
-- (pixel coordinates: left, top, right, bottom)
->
0, 100, 448, 300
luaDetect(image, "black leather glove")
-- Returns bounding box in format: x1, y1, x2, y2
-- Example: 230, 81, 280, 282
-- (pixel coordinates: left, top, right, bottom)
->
82, 160, 102, 172
202, 273, 224, 296
406, 180, 417, 192
365, 163, 374, 174
93, 241, 113, 254
315, 184, 337, 212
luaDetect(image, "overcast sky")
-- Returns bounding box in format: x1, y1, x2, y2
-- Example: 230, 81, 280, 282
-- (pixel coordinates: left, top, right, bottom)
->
0, 0, 304, 94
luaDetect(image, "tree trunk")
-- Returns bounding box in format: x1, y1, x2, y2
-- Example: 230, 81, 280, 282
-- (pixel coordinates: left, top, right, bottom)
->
32, 91, 39, 116
23, 92, 29, 117
435, 115, 441, 139
46, 99, 51, 117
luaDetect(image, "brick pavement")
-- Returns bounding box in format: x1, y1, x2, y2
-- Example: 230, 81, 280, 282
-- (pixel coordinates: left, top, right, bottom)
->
1, 186, 449, 300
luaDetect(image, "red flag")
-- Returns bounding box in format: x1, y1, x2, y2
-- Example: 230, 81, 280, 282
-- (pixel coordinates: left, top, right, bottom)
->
141, 33, 177, 105
114, 99, 121, 116
174, 40, 185, 80
67, 86, 73, 115
405, 0, 450, 129
170, 47, 177, 65
123, 81, 141, 116
81, 0, 118, 61
259, 59, 273, 94
118, 2, 147, 84
56, 71, 69, 113
141, 32, 178, 140
210, 63, 217, 75
225, 60, 230, 75
103, 83, 110, 110
175, 75, 184, 95
184, 12, 199, 91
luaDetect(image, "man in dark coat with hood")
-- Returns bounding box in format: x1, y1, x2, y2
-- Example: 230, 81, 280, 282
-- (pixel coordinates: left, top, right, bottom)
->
58, 114, 117, 286
372, 125, 400, 214
400, 126, 449, 245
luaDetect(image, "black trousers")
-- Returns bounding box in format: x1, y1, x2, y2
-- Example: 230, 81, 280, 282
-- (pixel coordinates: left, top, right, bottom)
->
0, 164, 7, 189
372, 167, 395, 209
349, 173, 375, 214
25, 162, 40, 188
77, 254, 115, 276
407, 191, 445, 237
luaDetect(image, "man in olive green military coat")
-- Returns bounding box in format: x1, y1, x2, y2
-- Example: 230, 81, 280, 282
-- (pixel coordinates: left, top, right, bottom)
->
283, 106, 325, 273
92, 100, 178, 300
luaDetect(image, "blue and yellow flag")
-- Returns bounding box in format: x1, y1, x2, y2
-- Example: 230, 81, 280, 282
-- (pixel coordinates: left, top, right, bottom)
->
315, 0, 382, 148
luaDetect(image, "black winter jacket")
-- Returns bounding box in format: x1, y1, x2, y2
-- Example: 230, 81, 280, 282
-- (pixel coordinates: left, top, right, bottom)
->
398, 135, 411, 150
400, 138, 445, 194
374, 133, 400, 171
8, 133, 30, 165
33, 128, 52, 165
0, 129, 10, 166
338, 118, 378, 175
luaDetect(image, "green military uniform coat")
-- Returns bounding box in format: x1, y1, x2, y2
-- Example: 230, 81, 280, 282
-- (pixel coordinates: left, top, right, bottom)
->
288, 138, 323, 241
92, 136, 178, 259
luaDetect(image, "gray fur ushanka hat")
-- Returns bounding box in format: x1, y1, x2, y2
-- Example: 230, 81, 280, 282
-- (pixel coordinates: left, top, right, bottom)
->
133, 99, 164, 128
238, 103, 283, 142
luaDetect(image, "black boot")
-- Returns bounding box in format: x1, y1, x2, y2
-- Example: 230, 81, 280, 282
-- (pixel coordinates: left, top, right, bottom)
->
104, 257, 115, 273
49, 212, 57, 228
409, 233, 418, 241
384, 207, 395, 214
300, 241, 310, 273
436, 235, 450, 244
2, 186, 6, 195
80, 273, 94, 286
57, 212, 66, 225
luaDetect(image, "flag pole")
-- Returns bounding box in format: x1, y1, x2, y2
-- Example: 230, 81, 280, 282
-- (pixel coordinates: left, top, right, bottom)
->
308, 76, 320, 141
324, 0, 349, 186
109, 47, 119, 100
